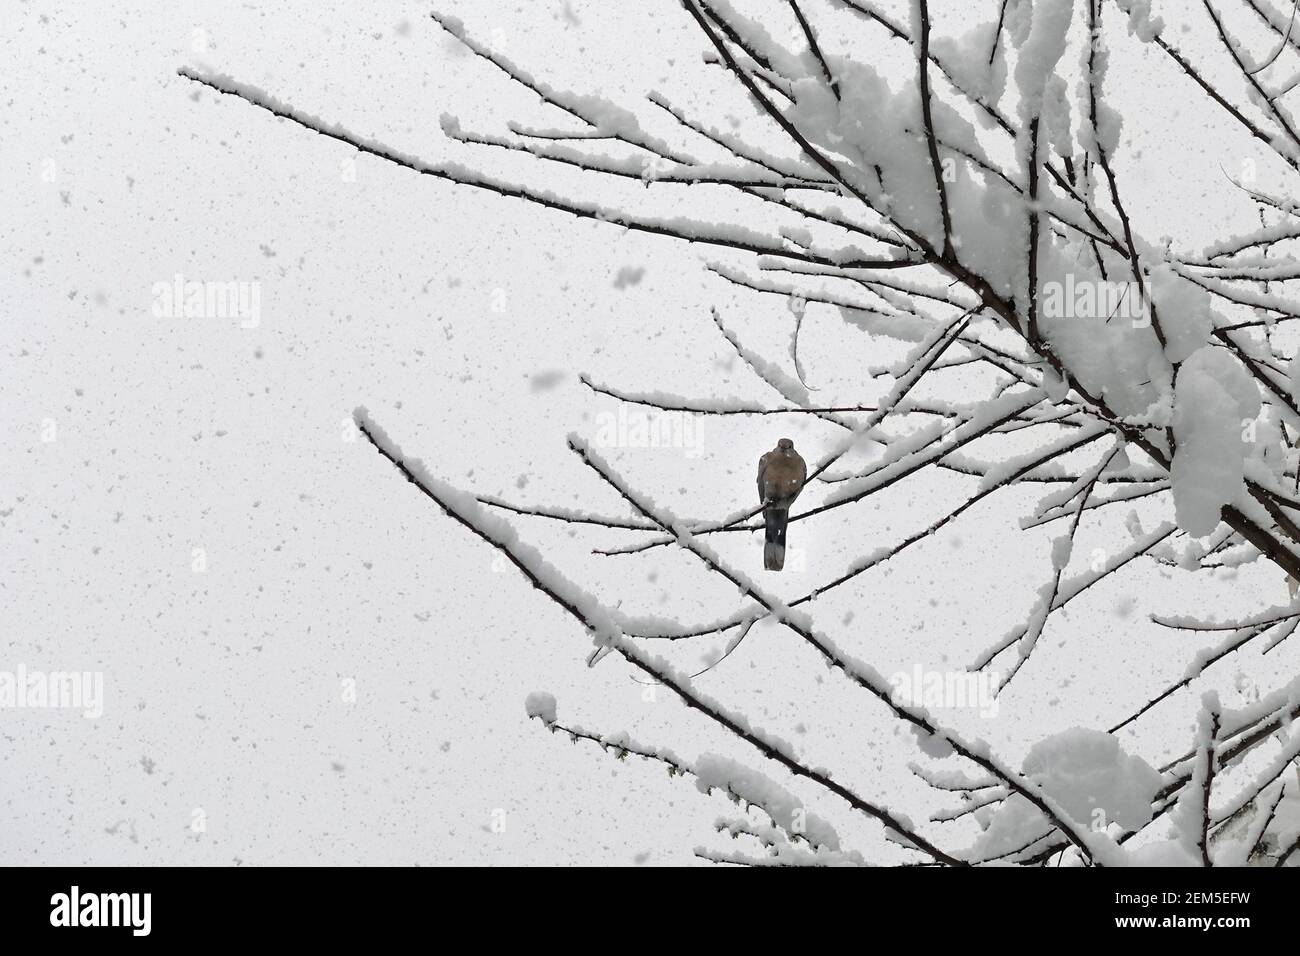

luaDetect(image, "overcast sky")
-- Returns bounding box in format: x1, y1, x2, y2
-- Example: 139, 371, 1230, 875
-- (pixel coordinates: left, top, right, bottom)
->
3, 0, 1298, 865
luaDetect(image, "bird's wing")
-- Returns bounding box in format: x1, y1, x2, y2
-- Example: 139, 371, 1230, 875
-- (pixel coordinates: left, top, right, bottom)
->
757, 452, 771, 504
786, 453, 808, 505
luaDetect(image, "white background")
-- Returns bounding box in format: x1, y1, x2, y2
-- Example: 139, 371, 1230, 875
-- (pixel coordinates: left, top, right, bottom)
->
2, 0, 1296, 865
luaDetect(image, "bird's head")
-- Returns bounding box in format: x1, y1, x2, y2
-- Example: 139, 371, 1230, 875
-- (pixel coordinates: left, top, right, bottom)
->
776, 438, 795, 453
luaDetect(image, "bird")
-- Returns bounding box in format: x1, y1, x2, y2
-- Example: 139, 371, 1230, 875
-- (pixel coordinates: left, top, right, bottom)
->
757, 438, 807, 571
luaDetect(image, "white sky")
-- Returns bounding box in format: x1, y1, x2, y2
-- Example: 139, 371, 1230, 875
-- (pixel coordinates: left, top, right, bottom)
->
3, 0, 1299, 865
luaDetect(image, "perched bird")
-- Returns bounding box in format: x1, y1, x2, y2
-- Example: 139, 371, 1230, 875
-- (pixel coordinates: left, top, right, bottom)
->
757, 438, 807, 571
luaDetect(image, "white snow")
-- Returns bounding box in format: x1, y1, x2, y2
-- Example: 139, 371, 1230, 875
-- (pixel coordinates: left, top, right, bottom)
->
1114, 0, 1165, 42
969, 728, 1162, 859
1010, 0, 1074, 124
524, 691, 558, 724
1170, 347, 1262, 536
1022, 728, 1163, 830
694, 753, 842, 851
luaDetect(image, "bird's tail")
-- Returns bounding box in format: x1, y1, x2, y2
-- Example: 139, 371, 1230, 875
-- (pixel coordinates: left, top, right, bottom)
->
764, 508, 788, 571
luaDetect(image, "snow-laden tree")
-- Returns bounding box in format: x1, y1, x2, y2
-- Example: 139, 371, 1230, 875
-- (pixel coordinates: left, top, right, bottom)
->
181, 0, 1300, 865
